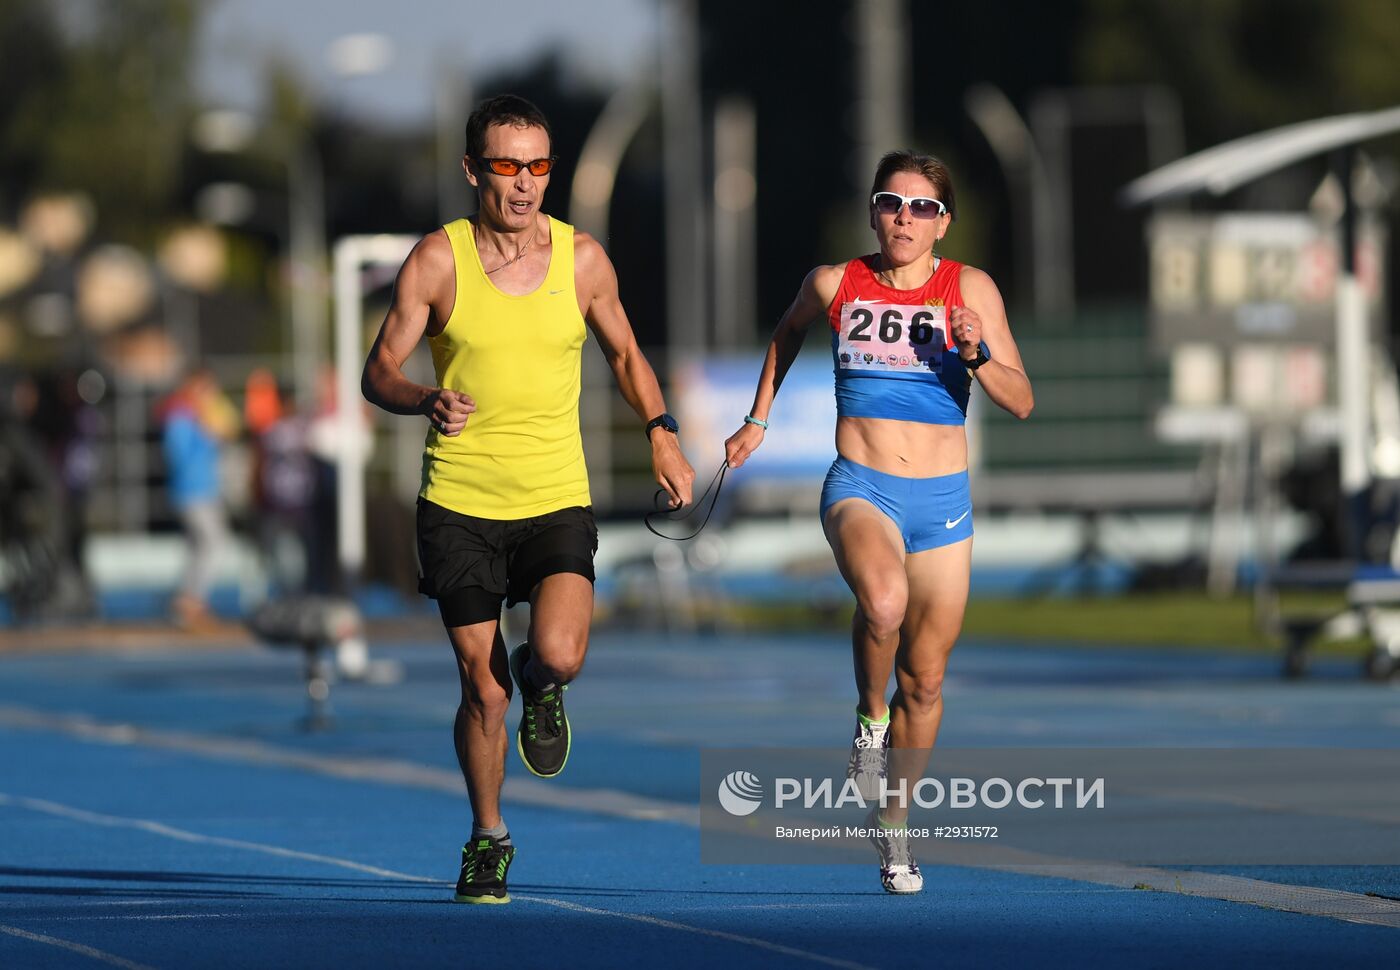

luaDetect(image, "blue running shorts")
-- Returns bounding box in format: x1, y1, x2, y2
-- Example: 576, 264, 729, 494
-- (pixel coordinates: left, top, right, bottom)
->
819, 456, 973, 553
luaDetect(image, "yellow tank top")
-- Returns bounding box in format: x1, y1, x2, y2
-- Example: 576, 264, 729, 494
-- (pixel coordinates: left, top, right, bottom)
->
419, 216, 591, 519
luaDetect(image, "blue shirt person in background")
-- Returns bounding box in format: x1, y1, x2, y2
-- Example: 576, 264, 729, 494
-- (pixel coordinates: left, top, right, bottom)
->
161, 367, 239, 628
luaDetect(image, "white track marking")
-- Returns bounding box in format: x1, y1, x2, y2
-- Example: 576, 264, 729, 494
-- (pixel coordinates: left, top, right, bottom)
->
1001, 863, 1400, 929
5, 705, 1400, 931
0, 923, 158, 970
40, 914, 247, 922
517, 896, 879, 970
1, 793, 879, 970
0, 706, 696, 824
0, 793, 434, 883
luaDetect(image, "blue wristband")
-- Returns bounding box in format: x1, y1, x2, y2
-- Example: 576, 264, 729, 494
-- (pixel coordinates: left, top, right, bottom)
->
744, 415, 769, 430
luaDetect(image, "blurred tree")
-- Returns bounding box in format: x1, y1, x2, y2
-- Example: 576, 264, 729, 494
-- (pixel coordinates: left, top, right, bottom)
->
265, 57, 317, 136
0, 0, 203, 244
0, 0, 68, 217
1079, 0, 1400, 147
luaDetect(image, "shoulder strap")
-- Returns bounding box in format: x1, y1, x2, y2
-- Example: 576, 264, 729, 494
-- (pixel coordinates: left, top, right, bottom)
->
544, 216, 575, 290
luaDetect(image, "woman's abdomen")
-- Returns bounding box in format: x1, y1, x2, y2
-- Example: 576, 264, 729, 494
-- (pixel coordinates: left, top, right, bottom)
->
835, 416, 967, 478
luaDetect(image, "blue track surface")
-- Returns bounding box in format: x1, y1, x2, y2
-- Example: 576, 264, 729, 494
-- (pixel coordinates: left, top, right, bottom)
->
2, 630, 1398, 968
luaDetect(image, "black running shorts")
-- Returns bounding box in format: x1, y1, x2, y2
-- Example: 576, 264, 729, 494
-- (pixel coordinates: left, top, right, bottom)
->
416, 499, 598, 628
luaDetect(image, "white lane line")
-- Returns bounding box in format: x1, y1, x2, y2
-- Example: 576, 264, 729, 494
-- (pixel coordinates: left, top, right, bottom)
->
1, 792, 880, 970
0, 705, 697, 825
0, 923, 158, 970
517, 896, 878, 970
4, 704, 1399, 932
0, 793, 434, 884
1001, 863, 1400, 930
38, 914, 248, 922
714, 903, 879, 910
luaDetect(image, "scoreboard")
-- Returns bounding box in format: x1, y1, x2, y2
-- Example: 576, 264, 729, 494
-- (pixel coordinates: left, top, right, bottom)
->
1150, 213, 1384, 345
1148, 213, 1386, 415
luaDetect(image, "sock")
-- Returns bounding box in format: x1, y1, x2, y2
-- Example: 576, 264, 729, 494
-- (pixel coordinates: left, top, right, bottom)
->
857, 706, 890, 729
472, 820, 511, 846
875, 812, 907, 830
523, 653, 557, 693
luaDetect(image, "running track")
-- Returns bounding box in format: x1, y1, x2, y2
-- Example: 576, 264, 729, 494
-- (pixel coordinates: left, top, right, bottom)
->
1, 630, 1398, 968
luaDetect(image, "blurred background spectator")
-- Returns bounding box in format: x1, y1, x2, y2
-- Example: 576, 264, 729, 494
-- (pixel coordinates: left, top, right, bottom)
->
160, 366, 239, 627
244, 367, 316, 596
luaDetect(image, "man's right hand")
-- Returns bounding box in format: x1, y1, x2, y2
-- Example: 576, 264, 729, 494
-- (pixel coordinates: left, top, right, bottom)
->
426, 388, 476, 436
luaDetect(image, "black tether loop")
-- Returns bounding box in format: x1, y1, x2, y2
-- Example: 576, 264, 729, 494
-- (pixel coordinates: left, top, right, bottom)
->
644, 459, 729, 541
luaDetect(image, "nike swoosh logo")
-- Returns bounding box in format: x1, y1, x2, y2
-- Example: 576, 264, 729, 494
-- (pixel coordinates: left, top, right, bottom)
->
549, 288, 566, 295
945, 509, 970, 529
851, 297, 879, 304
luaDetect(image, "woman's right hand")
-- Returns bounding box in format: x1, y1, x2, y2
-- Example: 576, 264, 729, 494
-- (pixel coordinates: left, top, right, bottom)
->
724, 421, 766, 468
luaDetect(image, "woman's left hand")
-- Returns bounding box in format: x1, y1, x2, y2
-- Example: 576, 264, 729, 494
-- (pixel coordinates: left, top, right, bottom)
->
949, 305, 982, 360
724, 421, 766, 469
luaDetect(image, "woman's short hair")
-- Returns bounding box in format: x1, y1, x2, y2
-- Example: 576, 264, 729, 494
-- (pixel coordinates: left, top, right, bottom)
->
870, 150, 957, 222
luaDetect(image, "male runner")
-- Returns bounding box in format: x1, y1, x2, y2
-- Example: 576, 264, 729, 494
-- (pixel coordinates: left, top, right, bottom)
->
362, 94, 694, 903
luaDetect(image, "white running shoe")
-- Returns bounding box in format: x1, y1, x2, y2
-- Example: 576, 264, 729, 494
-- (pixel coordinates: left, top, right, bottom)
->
846, 712, 890, 802
867, 809, 923, 894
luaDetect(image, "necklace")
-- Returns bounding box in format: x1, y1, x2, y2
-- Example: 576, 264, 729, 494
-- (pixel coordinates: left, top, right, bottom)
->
479, 224, 537, 275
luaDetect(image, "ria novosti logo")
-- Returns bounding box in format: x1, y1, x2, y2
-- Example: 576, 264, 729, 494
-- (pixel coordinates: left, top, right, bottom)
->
715, 769, 1105, 816
717, 770, 763, 816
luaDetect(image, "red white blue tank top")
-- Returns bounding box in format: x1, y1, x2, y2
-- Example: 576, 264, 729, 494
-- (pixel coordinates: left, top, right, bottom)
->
827, 254, 969, 426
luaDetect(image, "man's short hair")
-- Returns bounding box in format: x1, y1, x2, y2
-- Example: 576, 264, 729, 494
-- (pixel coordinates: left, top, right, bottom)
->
465, 95, 553, 159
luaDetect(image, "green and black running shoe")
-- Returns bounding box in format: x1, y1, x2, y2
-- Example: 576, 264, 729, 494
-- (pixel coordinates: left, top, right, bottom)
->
453, 835, 516, 904
509, 642, 571, 778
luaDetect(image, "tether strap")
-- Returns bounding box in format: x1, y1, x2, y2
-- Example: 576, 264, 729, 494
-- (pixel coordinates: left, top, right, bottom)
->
644, 459, 729, 541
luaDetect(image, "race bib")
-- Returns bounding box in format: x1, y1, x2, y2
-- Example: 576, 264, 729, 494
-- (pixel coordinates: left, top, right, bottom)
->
836, 302, 947, 373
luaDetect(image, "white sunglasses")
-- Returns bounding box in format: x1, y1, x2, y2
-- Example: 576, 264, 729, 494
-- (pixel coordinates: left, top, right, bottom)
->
871, 191, 946, 219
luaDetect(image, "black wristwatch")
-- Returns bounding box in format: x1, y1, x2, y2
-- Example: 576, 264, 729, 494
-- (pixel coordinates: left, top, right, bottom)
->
645, 412, 679, 440
962, 343, 991, 376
